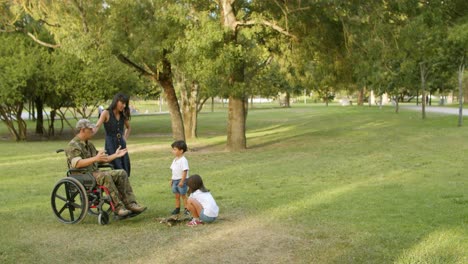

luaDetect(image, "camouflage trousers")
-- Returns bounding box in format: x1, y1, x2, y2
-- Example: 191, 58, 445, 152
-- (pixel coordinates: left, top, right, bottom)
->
93, 169, 136, 210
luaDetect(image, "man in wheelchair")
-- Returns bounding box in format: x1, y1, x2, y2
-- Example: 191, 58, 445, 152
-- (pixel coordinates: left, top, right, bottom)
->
66, 119, 146, 217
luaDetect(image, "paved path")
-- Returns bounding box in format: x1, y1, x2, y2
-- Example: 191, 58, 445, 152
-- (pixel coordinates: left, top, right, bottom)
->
401, 105, 468, 116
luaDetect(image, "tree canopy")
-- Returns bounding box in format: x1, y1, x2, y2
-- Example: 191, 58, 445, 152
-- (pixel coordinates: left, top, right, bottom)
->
1, 0, 467, 143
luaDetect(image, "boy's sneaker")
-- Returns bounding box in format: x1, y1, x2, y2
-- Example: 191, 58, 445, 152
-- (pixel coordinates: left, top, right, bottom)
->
184, 209, 190, 216
187, 219, 203, 227
171, 208, 180, 215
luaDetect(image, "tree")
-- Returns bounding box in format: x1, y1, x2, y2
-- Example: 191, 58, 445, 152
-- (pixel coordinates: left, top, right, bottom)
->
212, 0, 299, 150
0, 33, 44, 140
103, 1, 188, 140
170, 12, 225, 139
448, 19, 468, 126
2, 1, 152, 137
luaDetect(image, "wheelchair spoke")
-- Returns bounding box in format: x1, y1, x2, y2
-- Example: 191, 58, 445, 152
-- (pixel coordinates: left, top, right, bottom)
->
70, 201, 82, 209
58, 204, 67, 215
66, 186, 82, 202
55, 194, 67, 202
68, 208, 75, 221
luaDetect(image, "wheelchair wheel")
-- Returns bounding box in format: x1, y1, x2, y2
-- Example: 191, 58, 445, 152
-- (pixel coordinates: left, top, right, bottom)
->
98, 211, 110, 225
88, 187, 112, 216
51, 177, 89, 224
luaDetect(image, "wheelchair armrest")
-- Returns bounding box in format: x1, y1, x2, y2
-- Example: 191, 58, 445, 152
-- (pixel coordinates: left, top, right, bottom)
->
98, 163, 114, 170
67, 168, 89, 176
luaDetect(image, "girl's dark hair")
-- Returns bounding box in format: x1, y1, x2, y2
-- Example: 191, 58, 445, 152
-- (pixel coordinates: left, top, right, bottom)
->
187, 174, 209, 195
108, 92, 131, 120
171, 140, 187, 153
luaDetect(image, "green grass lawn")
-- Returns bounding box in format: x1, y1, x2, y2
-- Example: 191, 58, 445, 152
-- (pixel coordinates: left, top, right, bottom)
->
0, 105, 467, 263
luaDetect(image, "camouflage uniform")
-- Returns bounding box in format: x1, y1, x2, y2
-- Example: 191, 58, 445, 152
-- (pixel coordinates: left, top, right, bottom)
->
66, 136, 136, 210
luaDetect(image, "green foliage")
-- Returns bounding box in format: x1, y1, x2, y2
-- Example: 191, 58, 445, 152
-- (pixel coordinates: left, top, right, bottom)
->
448, 17, 468, 66
0, 32, 48, 140
3, 2, 147, 109
0, 33, 41, 104
170, 12, 225, 98
2, 0, 468, 141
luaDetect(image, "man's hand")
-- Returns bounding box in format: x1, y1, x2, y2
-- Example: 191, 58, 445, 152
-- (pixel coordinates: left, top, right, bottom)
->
114, 146, 128, 158
95, 150, 108, 163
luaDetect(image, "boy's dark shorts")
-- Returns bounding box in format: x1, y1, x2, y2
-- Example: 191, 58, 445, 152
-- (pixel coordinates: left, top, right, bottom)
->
171, 179, 188, 195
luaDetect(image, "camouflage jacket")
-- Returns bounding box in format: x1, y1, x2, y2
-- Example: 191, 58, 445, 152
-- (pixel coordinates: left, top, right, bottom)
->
66, 136, 99, 173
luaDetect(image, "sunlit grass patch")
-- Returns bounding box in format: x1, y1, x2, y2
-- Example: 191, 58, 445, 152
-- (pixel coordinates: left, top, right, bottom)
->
396, 228, 468, 264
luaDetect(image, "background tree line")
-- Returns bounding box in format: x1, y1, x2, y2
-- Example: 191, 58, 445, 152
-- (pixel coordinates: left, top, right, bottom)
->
1, 0, 467, 145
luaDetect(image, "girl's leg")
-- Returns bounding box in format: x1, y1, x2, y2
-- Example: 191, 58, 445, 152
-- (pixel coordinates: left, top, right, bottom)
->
186, 198, 202, 218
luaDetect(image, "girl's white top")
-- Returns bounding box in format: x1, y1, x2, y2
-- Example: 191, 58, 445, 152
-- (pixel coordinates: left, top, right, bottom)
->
170, 156, 189, 180
190, 189, 219, 217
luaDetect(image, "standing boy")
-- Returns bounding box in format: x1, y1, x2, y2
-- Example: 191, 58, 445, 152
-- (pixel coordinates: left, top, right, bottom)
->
169, 140, 189, 215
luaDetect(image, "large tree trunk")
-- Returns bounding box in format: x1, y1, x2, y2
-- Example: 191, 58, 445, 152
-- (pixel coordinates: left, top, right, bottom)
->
284, 92, 291, 108
227, 96, 247, 151
219, 0, 294, 150
181, 81, 199, 139
117, 52, 185, 141
221, 0, 248, 151
35, 97, 44, 134
158, 56, 185, 141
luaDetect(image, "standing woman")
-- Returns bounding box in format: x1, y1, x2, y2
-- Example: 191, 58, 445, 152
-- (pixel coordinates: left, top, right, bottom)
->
95, 93, 132, 176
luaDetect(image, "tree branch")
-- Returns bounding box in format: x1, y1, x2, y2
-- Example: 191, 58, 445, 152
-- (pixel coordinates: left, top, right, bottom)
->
289, 7, 311, 13
38, 19, 61, 28
273, 0, 289, 31
235, 19, 298, 41
1, 25, 60, 48
116, 54, 154, 77
143, 63, 156, 76
197, 97, 209, 113
26, 32, 60, 48
0, 28, 16, 33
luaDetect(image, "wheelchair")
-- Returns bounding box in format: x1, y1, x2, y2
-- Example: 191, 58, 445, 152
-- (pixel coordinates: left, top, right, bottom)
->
51, 149, 115, 225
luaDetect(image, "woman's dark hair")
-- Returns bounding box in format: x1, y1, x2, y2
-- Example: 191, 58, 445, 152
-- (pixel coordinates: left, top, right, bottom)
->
171, 140, 187, 153
108, 92, 131, 120
187, 174, 209, 194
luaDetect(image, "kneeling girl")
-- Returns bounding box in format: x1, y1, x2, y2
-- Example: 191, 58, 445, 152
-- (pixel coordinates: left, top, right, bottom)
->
186, 174, 219, 226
